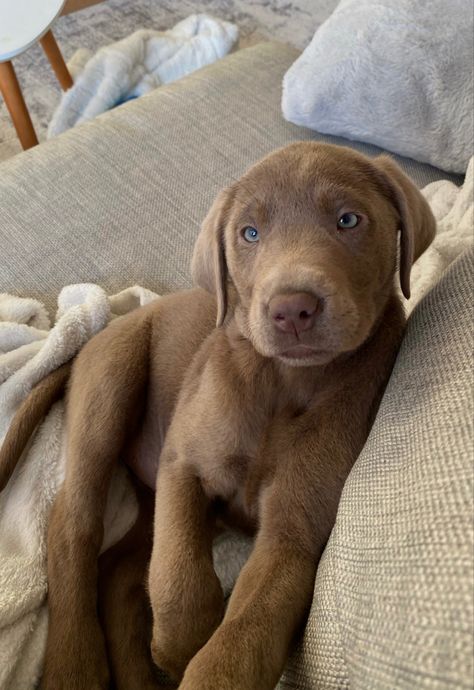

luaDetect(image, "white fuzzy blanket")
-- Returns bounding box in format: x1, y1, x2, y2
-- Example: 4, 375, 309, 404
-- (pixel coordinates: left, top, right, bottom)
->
48, 14, 238, 138
0, 162, 472, 689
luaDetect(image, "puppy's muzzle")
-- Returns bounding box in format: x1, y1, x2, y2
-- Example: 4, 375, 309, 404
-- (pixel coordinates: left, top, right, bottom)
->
269, 292, 321, 337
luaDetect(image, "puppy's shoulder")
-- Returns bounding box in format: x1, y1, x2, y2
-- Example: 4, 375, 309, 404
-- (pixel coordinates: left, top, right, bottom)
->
145, 287, 216, 322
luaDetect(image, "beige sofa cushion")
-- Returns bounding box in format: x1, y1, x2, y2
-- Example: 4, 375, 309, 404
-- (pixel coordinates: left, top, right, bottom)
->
282, 248, 474, 689
0, 42, 460, 318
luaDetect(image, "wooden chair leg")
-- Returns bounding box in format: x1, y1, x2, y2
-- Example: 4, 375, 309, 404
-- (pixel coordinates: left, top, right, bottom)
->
0, 61, 38, 149
40, 30, 73, 91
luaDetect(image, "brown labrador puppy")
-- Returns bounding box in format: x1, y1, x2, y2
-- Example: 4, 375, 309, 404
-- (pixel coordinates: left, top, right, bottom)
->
0, 142, 435, 690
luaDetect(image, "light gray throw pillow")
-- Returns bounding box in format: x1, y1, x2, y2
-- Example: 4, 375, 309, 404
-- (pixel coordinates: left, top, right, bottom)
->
282, 0, 474, 174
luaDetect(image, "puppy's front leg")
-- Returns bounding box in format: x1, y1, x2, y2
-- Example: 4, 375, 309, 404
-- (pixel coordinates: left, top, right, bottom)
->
149, 455, 225, 681
179, 529, 317, 690
179, 417, 352, 690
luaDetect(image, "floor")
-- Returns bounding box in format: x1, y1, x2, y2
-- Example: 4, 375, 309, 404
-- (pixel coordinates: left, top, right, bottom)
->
0, 0, 339, 164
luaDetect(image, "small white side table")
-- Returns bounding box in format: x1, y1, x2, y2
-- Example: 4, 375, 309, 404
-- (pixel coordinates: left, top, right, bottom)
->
0, 0, 73, 149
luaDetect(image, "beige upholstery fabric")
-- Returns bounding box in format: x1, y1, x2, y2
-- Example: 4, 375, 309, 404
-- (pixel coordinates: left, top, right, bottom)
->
282, 248, 474, 689
0, 42, 461, 318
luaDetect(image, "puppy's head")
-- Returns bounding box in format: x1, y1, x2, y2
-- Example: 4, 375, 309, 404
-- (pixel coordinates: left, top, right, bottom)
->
192, 142, 435, 367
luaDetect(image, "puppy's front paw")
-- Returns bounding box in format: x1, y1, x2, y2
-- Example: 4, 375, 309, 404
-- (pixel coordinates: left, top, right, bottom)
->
178, 641, 241, 690
150, 564, 225, 680
151, 635, 187, 682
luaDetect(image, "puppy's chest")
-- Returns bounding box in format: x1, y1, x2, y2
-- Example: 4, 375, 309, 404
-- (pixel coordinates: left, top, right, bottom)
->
196, 388, 305, 526
180, 335, 323, 525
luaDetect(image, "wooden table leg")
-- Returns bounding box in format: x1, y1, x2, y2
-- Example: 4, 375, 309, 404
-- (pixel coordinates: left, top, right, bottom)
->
0, 61, 38, 149
40, 30, 73, 91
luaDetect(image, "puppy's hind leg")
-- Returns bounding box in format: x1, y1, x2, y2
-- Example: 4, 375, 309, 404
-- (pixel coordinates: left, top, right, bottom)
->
42, 310, 152, 690
98, 480, 172, 690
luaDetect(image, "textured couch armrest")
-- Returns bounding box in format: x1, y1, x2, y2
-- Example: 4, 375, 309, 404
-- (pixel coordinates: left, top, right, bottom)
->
282, 248, 474, 689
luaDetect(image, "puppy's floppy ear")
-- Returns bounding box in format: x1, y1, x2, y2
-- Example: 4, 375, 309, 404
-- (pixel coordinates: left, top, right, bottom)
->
373, 156, 436, 299
191, 187, 234, 327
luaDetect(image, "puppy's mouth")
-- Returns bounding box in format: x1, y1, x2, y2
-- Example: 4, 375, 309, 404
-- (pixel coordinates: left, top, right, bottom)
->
278, 345, 332, 362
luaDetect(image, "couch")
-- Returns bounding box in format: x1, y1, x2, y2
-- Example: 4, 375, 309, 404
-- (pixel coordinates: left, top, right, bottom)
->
0, 42, 472, 689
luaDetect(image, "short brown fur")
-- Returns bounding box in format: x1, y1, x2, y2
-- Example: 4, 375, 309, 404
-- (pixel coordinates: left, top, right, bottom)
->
0, 143, 435, 689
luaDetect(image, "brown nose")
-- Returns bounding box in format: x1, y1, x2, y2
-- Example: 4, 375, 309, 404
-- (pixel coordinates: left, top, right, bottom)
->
269, 292, 320, 335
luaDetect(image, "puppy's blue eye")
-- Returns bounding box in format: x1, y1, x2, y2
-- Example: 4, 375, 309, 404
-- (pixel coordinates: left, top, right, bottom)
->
243, 226, 259, 242
337, 213, 360, 229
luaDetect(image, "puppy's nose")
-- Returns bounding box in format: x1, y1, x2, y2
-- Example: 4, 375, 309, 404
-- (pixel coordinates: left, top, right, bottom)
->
269, 292, 319, 335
